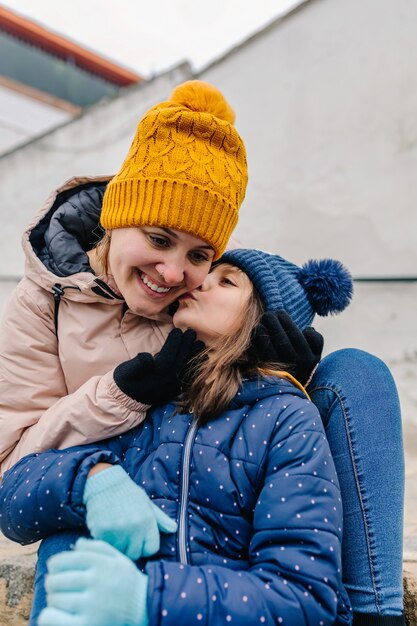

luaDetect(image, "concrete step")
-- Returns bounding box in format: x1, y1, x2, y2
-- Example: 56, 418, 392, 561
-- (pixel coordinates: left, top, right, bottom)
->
405, 562, 417, 626
0, 552, 36, 625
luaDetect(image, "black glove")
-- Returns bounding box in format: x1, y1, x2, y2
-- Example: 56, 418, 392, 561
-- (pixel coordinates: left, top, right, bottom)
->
114, 328, 205, 405
248, 310, 324, 386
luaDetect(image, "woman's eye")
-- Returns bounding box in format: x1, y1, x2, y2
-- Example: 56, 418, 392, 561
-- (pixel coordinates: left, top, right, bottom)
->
149, 235, 169, 248
189, 251, 210, 264
222, 277, 236, 286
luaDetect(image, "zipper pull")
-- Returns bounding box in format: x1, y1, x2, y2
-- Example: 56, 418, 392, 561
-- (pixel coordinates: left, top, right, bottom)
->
51, 284, 65, 336
52, 284, 65, 301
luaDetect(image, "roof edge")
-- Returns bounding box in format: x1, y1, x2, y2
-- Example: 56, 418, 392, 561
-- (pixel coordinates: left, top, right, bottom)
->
0, 5, 143, 86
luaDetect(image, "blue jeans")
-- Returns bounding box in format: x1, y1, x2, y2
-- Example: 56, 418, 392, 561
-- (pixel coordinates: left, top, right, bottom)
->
29, 348, 405, 624
309, 349, 404, 618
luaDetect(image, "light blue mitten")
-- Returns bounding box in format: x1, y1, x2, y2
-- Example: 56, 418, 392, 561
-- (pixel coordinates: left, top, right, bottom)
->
38, 538, 148, 626
83, 465, 177, 560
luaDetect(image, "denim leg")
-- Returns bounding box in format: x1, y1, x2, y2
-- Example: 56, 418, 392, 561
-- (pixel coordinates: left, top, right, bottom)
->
308, 349, 405, 617
29, 529, 87, 626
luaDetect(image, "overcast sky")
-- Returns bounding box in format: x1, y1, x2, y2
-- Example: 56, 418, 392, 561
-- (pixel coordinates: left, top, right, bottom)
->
2, 0, 299, 76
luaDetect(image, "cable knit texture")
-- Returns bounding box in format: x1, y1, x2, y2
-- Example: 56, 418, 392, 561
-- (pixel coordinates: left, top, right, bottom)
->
220, 249, 353, 329
100, 80, 248, 259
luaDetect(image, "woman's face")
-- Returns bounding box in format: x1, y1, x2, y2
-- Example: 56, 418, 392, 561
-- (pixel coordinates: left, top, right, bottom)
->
108, 227, 215, 317
173, 263, 252, 345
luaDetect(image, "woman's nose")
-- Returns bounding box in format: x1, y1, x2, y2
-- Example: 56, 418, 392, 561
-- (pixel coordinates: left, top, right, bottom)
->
155, 262, 184, 285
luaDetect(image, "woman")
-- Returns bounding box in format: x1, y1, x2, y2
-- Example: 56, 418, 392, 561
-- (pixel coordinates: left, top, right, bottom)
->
0, 79, 250, 471
1, 249, 355, 626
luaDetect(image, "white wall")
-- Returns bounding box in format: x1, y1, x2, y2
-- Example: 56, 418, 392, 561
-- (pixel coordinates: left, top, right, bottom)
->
200, 0, 417, 278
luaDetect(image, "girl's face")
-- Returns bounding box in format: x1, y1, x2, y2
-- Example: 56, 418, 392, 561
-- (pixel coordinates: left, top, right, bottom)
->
108, 227, 215, 317
173, 263, 252, 345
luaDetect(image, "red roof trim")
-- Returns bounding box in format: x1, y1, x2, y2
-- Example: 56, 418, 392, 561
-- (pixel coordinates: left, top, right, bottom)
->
0, 6, 143, 86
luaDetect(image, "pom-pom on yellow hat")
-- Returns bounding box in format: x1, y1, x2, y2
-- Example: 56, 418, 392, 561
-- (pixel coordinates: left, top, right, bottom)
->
100, 80, 248, 259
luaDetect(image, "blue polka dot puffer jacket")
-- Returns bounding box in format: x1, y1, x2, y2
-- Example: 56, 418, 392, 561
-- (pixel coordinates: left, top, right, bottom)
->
0, 376, 352, 626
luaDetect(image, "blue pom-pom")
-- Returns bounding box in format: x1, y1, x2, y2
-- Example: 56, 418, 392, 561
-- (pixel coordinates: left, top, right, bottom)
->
298, 259, 353, 316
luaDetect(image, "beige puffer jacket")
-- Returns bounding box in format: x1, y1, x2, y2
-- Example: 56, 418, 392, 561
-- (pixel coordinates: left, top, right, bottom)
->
0, 177, 172, 475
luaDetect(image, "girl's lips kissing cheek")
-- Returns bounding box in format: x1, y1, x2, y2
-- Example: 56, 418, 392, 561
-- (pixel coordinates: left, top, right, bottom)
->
178, 292, 196, 302
136, 271, 172, 298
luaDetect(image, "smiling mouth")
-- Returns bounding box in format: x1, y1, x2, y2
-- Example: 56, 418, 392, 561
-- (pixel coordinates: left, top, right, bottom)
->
139, 272, 171, 294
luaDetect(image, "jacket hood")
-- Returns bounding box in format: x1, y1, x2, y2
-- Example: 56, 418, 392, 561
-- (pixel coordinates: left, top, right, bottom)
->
21, 176, 129, 305
35, 181, 107, 278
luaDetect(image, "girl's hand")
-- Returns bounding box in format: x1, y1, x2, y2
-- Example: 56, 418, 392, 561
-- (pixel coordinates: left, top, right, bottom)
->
113, 328, 205, 405
249, 310, 324, 386
83, 465, 177, 560
38, 538, 148, 626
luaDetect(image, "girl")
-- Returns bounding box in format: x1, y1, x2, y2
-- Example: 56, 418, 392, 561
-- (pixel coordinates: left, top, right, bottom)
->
1, 248, 355, 626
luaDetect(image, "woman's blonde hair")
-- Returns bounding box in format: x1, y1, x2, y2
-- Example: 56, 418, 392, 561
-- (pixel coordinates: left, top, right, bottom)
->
179, 282, 287, 424
93, 231, 111, 274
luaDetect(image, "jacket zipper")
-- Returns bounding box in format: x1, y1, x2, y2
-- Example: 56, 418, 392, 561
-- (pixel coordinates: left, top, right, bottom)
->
52, 283, 80, 335
178, 419, 198, 564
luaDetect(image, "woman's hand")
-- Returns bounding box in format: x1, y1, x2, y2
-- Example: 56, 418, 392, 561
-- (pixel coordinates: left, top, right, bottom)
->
113, 328, 205, 405
38, 538, 148, 626
83, 465, 177, 560
249, 310, 324, 386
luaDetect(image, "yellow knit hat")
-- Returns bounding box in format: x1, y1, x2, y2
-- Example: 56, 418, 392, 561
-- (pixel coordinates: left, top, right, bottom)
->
100, 80, 247, 259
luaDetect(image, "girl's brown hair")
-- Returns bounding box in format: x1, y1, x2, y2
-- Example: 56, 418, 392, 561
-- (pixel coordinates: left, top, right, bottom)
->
179, 280, 287, 424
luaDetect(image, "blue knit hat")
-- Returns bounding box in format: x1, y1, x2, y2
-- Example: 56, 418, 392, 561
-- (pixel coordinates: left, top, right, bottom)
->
219, 249, 353, 330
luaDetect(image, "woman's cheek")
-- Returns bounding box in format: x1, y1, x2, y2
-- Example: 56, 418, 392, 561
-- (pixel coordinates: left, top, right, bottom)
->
189, 264, 211, 290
